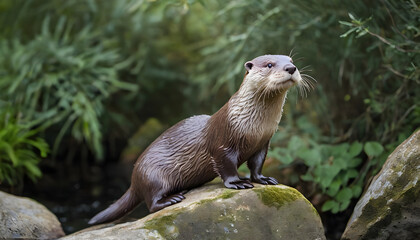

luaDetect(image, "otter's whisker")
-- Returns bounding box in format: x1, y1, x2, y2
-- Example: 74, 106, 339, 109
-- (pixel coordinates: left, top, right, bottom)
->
289, 48, 295, 57
298, 83, 308, 98
300, 65, 312, 72
302, 79, 315, 94
294, 56, 304, 62
300, 79, 311, 93
301, 73, 317, 82
289, 48, 298, 60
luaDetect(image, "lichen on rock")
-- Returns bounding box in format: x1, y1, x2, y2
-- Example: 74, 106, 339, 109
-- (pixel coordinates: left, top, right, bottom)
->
342, 130, 420, 240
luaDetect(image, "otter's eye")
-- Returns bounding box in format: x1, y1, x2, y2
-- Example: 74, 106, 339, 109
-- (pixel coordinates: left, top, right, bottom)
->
267, 63, 273, 68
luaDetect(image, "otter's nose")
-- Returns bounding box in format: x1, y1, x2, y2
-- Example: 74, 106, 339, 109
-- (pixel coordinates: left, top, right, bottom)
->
284, 65, 296, 75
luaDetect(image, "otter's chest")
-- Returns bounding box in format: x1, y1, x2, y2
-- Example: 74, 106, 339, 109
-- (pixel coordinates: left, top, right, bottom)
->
230, 115, 279, 164
229, 107, 281, 141
227, 94, 284, 137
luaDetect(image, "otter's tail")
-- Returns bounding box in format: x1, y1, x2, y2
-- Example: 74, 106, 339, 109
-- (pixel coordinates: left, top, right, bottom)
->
88, 188, 142, 225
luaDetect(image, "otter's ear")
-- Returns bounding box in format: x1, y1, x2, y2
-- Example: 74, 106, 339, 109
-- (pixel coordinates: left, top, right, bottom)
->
244, 61, 253, 71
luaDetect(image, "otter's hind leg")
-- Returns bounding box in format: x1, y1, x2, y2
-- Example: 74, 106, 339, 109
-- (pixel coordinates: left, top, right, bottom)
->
147, 190, 187, 213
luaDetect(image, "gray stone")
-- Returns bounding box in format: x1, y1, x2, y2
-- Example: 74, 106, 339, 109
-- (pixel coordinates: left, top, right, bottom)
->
342, 130, 420, 240
0, 191, 65, 239
62, 183, 325, 240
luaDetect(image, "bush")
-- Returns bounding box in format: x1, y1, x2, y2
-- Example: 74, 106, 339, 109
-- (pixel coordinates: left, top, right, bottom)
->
0, 16, 138, 159
0, 0, 200, 186
0, 0, 192, 162
0, 102, 49, 186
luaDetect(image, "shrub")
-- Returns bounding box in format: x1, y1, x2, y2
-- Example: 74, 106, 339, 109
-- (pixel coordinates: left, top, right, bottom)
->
0, 102, 49, 186
0, 16, 138, 160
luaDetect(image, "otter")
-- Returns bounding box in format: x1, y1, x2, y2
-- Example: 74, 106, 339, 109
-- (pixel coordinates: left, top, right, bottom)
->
89, 54, 310, 225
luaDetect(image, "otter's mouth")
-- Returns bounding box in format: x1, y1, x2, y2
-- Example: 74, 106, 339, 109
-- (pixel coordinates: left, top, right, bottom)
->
277, 79, 295, 86
273, 78, 296, 91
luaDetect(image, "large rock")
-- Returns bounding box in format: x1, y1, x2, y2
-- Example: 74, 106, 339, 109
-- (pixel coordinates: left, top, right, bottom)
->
0, 191, 65, 239
342, 130, 420, 240
62, 183, 325, 240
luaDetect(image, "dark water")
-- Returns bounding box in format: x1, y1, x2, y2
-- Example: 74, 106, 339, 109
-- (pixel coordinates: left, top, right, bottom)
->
22, 162, 149, 234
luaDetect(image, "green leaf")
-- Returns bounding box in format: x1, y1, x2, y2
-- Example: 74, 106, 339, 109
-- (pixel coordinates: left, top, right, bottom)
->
22, 161, 42, 178
348, 13, 357, 21
300, 173, 313, 181
352, 185, 363, 198
314, 164, 341, 191
322, 200, 338, 212
364, 141, 384, 157
267, 148, 280, 160
0, 142, 19, 166
280, 153, 294, 165
287, 135, 304, 152
297, 148, 321, 167
338, 21, 354, 27
340, 27, 357, 38
346, 169, 359, 179
348, 141, 363, 158
326, 179, 342, 197
331, 204, 340, 214
347, 157, 362, 168
356, 29, 368, 38
330, 143, 349, 157
336, 187, 353, 202
237, 163, 250, 175
339, 199, 351, 211
333, 157, 347, 170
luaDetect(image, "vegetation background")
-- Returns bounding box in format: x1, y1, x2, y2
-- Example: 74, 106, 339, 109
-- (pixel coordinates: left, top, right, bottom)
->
0, 0, 418, 239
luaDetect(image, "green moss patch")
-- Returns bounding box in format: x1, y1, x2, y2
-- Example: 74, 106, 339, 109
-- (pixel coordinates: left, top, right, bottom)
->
143, 212, 181, 238
197, 188, 239, 205
219, 189, 238, 199
253, 186, 303, 209
142, 189, 239, 238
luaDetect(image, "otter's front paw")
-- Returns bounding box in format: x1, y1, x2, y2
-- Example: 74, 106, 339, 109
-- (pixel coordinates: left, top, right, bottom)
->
224, 179, 254, 189
252, 175, 278, 185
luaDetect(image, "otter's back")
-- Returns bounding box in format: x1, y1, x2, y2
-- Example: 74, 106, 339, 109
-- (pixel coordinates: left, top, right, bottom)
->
136, 115, 215, 190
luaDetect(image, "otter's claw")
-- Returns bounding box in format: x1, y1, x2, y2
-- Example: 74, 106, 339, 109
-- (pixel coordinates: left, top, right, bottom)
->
224, 179, 254, 189
163, 192, 186, 204
252, 176, 279, 185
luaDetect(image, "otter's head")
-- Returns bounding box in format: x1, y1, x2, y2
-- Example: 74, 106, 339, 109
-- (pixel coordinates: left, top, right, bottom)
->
242, 55, 302, 94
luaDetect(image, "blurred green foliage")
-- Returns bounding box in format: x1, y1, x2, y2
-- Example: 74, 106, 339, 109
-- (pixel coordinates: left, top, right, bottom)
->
199, 0, 419, 213
0, 102, 49, 185
0, 16, 137, 159
0, 0, 418, 215
268, 116, 389, 213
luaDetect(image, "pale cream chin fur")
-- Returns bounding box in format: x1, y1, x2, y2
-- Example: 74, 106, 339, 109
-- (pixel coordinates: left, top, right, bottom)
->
227, 67, 302, 139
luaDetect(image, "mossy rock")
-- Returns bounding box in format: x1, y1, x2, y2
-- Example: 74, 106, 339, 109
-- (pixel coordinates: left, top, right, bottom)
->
62, 182, 325, 240
0, 191, 65, 239
342, 130, 420, 240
